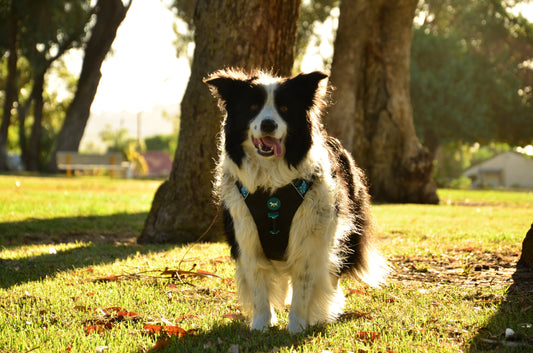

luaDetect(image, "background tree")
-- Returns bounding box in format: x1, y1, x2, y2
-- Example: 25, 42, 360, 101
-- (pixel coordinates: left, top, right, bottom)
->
138, 0, 302, 243
411, 0, 533, 158
328, 0, 439, 204
47, 0, 132, 172
0, 0, 92, 171
0, 1, 18, 170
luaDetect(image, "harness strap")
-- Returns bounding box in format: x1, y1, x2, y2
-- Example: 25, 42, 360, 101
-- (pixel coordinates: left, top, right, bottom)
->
236, 179, 312, 261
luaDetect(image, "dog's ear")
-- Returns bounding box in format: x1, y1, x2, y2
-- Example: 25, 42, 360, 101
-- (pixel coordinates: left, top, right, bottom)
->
204, 70, 250, 105
278, 71, 328, 109
288, 71, 328, 93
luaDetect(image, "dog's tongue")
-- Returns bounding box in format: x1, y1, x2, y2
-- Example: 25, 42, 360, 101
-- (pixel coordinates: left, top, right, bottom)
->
261, 137, 283, 157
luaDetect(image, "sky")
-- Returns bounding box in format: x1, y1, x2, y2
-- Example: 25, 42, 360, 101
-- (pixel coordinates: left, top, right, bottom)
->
89, 0, 189, 114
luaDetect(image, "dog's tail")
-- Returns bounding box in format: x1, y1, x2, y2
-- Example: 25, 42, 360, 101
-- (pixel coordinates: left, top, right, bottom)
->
337, 215, 390, 287
352, 244, 389, 288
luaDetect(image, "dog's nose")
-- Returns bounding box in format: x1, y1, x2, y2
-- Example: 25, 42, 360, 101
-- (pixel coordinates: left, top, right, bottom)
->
260, 119, 277, 134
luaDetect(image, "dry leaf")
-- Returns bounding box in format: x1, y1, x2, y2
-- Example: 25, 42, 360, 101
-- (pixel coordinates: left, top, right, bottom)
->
222, 313, 246, 321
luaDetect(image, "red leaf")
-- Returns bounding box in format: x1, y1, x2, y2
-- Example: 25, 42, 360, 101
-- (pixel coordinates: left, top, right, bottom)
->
144, 324, 187, 337
348, 289, 368, 296
357, 331, 381, 341
153, 337, 172, 350
104, 306, 123, 313
222, 313, 246, 321
83, 323, 114, 334
104, 275, 119, 281
176, 314, 199, 321
117, 310, 139, 317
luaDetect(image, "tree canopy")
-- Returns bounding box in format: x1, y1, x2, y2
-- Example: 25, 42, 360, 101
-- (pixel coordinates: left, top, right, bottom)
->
411, 0, 533, 155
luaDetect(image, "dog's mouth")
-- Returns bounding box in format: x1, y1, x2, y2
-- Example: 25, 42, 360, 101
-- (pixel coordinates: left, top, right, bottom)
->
252, 137, 283, 158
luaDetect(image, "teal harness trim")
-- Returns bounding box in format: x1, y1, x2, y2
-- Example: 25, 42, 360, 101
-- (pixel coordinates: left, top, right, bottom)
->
236, 179, 312, 261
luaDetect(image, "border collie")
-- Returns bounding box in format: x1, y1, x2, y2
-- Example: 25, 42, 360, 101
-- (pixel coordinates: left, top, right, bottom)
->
205, 69, 387, 333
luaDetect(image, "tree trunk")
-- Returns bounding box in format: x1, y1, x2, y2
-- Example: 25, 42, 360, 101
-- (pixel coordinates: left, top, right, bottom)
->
0, 8, 18, 171
328, 0, 438, 204
46, 0, 131, 172
138, 0, 301, 244
26, 73, 45, 171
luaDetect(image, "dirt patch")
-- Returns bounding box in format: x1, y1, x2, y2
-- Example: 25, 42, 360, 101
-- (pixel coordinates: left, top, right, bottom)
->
388, 248, 529, 291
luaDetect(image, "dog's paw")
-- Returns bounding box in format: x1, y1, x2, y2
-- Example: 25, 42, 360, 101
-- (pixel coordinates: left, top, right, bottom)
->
251, 312, 272, 331
287, 314, 307, 334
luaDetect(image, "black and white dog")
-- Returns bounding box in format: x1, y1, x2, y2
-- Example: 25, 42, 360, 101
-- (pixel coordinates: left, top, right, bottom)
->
205, 69, 387, 333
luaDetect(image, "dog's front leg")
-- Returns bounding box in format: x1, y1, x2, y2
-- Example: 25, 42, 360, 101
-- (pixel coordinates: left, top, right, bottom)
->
236, 259, 275, 330
287, 261, 312, 333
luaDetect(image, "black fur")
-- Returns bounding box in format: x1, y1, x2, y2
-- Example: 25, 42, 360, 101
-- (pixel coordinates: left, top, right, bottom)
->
275, 72, 327, 167
222, 206, 240, 259
205, 76, 267, 167
325, 137, 371, 275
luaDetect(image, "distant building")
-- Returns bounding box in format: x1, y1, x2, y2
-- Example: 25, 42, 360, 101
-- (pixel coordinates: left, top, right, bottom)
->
463, 151, 533, 188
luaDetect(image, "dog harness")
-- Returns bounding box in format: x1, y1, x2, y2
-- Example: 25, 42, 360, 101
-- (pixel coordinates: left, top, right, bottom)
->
236, 179, 313, 261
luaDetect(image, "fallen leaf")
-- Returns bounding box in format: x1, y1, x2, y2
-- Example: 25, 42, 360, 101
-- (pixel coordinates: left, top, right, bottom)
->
153, 337, 172, 350
339, 311, 374, 320
144, 324, 188, 337
357, 331, 381, 341
74, 305, 93, 312
176, 314, 199, 321
117, 310, 139, 318
347, 289, 368, 296
83, 323, 114, 334
222, 313, 246, 321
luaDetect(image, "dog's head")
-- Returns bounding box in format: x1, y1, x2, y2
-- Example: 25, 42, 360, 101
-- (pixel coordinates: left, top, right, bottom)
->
204, 69, 327, 168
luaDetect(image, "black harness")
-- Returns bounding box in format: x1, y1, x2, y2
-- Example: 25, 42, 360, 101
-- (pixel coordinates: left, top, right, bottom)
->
236, 179, 313, 261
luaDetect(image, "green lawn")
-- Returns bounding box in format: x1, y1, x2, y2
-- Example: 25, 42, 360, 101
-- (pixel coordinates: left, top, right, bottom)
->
0, 175, 532, 352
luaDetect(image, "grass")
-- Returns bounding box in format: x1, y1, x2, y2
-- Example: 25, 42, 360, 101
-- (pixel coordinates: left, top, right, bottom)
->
0, 175, 532, 352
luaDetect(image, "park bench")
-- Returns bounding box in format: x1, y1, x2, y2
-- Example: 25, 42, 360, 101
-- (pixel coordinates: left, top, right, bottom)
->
56, 151, 130, 178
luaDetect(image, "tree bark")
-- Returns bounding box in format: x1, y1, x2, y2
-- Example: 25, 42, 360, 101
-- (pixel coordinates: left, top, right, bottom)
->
0, 8, 18, 171
138, 0, 301, 243
328, 0, 438, 204
26, 73, 45, 171
46, 0, 131, 172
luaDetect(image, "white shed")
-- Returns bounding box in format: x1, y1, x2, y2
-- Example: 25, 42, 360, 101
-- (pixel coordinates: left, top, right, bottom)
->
463, 151, 533, 188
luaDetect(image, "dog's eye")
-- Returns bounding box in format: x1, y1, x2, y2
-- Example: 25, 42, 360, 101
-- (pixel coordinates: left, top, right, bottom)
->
250, 104, 259, 111
279, 105, 288, 113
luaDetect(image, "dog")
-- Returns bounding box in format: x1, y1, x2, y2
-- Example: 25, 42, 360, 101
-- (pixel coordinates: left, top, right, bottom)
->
204, 68, 387, 333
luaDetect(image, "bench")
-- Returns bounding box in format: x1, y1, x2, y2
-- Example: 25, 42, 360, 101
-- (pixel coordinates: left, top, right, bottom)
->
56, 151, 131, 178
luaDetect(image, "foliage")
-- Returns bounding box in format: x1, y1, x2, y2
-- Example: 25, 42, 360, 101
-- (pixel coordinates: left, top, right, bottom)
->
412, 0, 533, 151
99, 125, 148, 175
145, 134, 178, 155
1, 176, 532, 352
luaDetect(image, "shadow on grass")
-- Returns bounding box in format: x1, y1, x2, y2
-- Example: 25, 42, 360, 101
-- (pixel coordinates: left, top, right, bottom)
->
0, 212, 177, 289
468, 268, 533, 352
0, 212, 150, 246
157, 321, 318, 353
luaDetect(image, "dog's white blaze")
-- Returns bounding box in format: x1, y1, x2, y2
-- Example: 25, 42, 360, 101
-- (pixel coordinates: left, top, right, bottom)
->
250, 83, 287, 141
